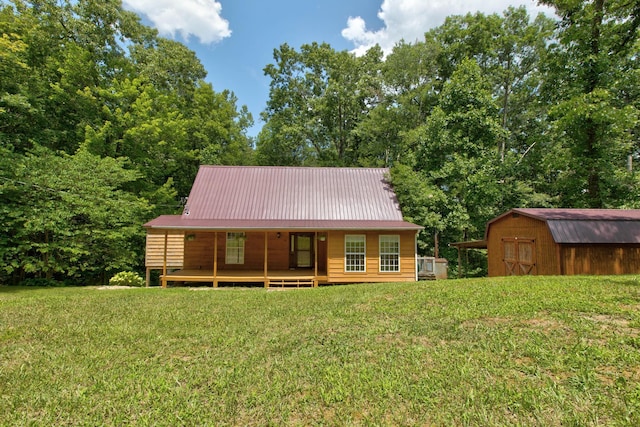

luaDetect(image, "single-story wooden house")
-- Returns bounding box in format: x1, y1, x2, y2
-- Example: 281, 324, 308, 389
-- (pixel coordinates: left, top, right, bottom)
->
144, 166, 423, 287
485, 208, 640, 276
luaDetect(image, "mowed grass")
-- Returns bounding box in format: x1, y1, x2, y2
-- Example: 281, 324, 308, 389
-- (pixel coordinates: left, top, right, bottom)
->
2, 276, 640, 426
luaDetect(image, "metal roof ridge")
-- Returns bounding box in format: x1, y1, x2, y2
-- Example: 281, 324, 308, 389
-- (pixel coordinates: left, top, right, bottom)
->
514, 208, 640, 220
197, 165, 389, 171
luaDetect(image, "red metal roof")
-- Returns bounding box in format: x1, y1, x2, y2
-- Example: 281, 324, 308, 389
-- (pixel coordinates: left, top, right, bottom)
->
145, 166, 422, 230
487, 208, 640, 244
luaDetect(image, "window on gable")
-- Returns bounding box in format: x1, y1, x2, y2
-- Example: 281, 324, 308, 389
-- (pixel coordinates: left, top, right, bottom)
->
226, 232, 245, 264
345, 235, 366, 272
379, 235, 400, 272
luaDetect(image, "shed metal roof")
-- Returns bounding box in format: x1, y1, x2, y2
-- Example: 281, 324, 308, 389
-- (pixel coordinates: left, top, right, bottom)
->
487, 208, 640, 244
511, 208, 640, 221
145, 166, 422, 230
547, 220, 640, 244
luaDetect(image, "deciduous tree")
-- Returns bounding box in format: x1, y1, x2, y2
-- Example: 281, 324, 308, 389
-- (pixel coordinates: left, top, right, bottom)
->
541, 0, 640, 207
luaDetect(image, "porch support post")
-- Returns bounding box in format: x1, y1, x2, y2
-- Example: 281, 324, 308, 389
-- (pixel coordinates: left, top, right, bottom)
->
264, 231, 269, 288
161, 230, 168, 288
314, 231, 318, 287
213, 232, 218, 288
415, 232, 419, 282
145, 267, 150, 288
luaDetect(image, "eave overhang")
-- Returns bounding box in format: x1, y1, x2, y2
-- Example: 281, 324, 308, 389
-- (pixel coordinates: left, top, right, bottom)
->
144, 216, 423, 232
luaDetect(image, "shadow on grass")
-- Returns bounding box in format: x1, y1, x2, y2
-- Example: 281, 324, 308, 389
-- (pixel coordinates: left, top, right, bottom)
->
0, 285, 89, 294
0, 285, 49, 294
599, 275, 640, 287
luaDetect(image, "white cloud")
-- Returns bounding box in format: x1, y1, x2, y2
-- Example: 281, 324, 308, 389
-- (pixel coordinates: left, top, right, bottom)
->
123, 0, 231, 44
341, 0, 556, 56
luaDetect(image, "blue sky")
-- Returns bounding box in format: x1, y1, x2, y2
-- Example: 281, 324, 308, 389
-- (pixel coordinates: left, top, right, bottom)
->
122, 0, 555, 137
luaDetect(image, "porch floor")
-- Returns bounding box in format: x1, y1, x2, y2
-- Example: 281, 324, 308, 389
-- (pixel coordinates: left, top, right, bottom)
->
161, 269, 328, 288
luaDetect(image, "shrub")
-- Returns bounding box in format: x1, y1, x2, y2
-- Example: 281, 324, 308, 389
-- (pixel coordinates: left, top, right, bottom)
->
109, 271, 145, 287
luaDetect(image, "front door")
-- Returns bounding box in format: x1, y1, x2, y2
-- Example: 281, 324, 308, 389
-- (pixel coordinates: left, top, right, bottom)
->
290, 233, 314, 269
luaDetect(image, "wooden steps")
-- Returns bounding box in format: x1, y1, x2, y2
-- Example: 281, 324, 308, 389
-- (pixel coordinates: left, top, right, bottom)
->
267, 278, 316, 288
158, 269, 325, 288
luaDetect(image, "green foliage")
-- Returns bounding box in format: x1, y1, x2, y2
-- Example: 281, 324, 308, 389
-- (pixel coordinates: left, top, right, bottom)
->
257, 42, 383, 166
389, 164, 445, 254
540, 0, 640, 207
255, 4, 639, 273
0, 0, 254, 283
109, 271, 145, 287
407, 59, 510, 248
548, 88, 639, 207
0, 145, 150, 284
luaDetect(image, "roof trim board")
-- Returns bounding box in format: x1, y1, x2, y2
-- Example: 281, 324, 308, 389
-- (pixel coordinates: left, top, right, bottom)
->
144, 215, 423, 231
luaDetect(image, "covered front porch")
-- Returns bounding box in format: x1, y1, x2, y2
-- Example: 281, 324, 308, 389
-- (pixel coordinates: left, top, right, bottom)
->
161, 269, 328, 288
153, 230, 329, 288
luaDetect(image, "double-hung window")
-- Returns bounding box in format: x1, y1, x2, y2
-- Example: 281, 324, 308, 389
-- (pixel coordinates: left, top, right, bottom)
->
226, 232, 245, 264
345, 235, 366, 272
379, 235, 400, 272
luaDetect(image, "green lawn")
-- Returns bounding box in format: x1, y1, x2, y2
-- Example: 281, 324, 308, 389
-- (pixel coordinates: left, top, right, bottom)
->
1, 276, 640, 426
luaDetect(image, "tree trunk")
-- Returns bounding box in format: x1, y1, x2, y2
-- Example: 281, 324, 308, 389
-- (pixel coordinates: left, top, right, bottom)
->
585, 0, 604, 208
500, 56, 511, 162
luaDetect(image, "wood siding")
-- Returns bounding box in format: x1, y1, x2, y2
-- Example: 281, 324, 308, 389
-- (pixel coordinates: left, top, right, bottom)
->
150, 229, 416, 283
487, 214, 558, 277
326, 230, 416, 283
560, 245, 640, 275
488, 213, 640, 276
181, 231, 327, 272
182, 232, 215, 270
145, 230, 184, 268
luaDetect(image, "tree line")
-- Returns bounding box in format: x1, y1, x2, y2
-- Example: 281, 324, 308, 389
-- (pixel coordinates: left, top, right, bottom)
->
0, 0, 253, 284
256, 1, 640, 274
0, 0, 638, 283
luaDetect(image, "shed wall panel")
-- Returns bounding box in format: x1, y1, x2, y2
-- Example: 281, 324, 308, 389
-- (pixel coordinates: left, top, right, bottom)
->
487, 214, 558, 277
560, 245, 640, 275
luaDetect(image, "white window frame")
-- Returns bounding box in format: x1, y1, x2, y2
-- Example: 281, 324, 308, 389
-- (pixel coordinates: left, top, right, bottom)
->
379, 235, 400, 272
345, 235, 366, 272
225, 232, 245, 264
